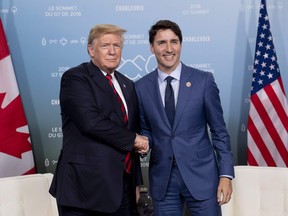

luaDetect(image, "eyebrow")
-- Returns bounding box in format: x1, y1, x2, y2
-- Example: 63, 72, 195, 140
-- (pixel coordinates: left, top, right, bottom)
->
156, 38, 179, 44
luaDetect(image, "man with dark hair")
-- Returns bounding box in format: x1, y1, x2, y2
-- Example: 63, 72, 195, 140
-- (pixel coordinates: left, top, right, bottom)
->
135, 20, 234, 216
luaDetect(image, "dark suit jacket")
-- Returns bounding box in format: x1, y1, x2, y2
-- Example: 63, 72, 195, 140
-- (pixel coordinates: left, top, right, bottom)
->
135, 63, 234, 201
49, 61, 143, 212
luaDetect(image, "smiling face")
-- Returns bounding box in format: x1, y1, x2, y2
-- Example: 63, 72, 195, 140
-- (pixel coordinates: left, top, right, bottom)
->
88, 33, 123, 74
150, 29, 182, 74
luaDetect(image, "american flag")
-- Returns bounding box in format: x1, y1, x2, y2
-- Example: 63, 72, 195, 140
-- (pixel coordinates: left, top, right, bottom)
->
247, 0, 288, 167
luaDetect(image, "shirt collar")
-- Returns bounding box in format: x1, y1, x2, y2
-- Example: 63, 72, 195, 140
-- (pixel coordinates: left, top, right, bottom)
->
101, 70, 116, 80
157, 63, 182, 83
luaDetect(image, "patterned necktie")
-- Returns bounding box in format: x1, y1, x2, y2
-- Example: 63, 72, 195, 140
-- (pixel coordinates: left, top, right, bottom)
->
165, 76, 175, 127
105, 74, 132, 174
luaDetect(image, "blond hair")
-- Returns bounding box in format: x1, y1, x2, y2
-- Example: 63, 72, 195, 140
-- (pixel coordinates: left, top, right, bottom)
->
88, 24, 127, 45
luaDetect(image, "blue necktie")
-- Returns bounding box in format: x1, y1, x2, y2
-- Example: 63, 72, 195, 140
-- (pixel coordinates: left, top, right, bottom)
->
165, 76, 175, 126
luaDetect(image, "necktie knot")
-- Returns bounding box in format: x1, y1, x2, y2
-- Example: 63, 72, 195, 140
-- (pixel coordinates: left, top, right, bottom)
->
106, 74, 112, 82
165, 76, 174, 84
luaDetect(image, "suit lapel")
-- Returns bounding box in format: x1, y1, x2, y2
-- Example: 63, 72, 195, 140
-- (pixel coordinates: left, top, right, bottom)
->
114, 71, 132, 120
173, 65, 193, 130
87, 62, 125, 125
87, 62, 111, 92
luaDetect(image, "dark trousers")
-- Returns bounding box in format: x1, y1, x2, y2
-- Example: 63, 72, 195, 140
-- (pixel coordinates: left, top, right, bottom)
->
58, 172, 133, 216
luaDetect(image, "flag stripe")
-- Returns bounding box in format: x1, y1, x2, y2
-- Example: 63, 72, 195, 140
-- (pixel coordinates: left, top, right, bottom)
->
249, 97, 280, 156
248, 114, 276, 166
269, 79, 288, 131
247, 147, 259, 166
252, 91, 288, 166
278, 76, 287, 96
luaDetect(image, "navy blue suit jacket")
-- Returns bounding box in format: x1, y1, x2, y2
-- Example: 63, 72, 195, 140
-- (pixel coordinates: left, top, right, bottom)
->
49, 61, 143, 212
135, 63, 234, 201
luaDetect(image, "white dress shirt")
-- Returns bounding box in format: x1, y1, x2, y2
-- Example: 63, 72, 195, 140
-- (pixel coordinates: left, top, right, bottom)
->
102, 71, 128, 116
157, 63, 182, 108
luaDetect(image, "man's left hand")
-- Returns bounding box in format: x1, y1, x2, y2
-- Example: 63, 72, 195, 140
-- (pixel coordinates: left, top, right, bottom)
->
217, 177, 233, 206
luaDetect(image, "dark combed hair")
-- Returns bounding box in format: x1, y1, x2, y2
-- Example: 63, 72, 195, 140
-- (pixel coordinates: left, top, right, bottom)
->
148, 20, 182, 44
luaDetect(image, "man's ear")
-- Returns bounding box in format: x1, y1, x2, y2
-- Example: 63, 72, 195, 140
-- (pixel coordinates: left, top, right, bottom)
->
150, 44, 155, 54
87, 44, 94, 57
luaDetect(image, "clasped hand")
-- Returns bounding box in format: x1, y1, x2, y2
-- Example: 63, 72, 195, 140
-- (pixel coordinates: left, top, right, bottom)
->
134, 134, 149, 155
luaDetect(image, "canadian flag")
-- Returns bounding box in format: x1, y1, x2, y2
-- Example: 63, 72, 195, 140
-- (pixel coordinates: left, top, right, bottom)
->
0, 19, 35, 177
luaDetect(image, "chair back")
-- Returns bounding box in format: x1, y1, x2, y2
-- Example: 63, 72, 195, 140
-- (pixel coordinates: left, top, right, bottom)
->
0, 173, 58, 216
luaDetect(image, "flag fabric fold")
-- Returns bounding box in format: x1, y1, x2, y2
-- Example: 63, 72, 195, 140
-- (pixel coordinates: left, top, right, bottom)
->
0, 18, 35, 177
247, 0, 288, 167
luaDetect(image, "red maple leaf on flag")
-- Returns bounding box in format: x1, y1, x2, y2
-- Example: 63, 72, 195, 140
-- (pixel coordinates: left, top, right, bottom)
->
0, 92, 31, 158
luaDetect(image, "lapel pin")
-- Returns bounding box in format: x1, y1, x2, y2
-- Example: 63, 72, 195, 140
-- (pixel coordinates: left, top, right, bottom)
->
123, 84, 126, 88
186, 82, 191, 87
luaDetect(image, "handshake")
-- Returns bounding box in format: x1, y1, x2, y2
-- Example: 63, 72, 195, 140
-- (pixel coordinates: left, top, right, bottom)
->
134, 134, 150, 155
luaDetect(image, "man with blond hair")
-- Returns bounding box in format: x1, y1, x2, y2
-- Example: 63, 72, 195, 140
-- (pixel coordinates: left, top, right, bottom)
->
50, 24, 149, 216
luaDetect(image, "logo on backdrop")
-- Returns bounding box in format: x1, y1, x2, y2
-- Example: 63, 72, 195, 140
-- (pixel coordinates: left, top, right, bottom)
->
115, 4, 144, 12
51, 66, 70, 78
240, 1, 283, 12
0, 6, 17, 15
119, 54, 156, 81
182, 4, 210, 15
41, 37, 86, 47
44, 158, 58, 167
48, 127, 62, 139
44, 6, 81, 17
